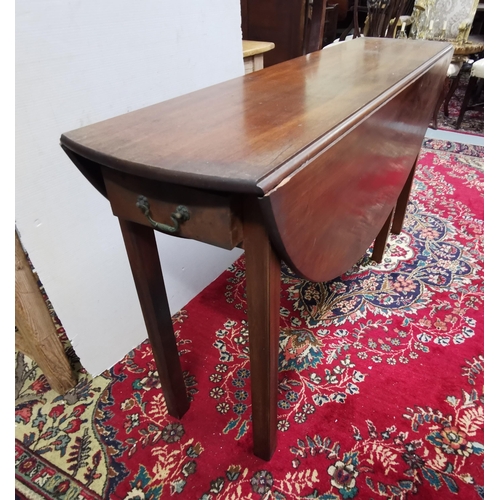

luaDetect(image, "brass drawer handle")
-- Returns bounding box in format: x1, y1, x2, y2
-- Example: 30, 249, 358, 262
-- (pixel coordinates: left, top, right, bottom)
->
136, 195, 190, 234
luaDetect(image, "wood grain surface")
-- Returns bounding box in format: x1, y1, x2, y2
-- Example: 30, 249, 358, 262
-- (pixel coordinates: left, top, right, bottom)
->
60, 37, 454, 460
15, 233, 76, 395
61, 38, 453, 196
259, 52, 450, 281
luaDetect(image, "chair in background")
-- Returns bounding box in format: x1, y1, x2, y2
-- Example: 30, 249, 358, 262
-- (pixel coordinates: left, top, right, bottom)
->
323, 1, 342, 45
409, 0, 479, 41
430, 59, 467, 130
363, 0, 415, 37
303, 0, 330, 54
303, 0, 342, 54
408, 0, 483, 129
455, 57, 484, 129
336, 0, 415, 41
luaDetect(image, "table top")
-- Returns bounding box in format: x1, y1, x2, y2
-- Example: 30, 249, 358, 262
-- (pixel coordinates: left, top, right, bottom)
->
242, 40, 275, 58
61, 38, 453, 196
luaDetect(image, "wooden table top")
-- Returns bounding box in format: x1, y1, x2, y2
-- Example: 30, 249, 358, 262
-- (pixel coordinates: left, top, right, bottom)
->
61, 38, 453, 196
242, 40, 275, 57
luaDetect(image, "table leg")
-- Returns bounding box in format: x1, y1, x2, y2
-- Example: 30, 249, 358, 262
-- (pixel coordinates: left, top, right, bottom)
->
371, 208, 394, 263
391, 159, 417, 235
243, 200, 281, 461
430, 77, 450, 130
119, 219, 190, 419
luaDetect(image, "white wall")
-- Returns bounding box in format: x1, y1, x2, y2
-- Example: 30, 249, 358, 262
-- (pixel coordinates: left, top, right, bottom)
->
16, 1, 245, 376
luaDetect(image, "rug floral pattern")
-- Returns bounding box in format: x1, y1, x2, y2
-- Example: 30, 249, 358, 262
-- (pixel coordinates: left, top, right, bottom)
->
15, 139, 484, 499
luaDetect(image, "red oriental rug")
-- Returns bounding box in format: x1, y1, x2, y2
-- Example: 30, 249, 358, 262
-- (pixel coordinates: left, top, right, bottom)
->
15, 138, 484, 500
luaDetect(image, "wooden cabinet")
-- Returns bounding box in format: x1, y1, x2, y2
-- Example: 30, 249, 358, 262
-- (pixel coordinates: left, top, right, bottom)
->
240, 0, 307, 67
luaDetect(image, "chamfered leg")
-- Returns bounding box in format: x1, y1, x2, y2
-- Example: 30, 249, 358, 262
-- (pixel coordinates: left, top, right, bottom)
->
392, 158, 418, 235
455, 75, 479, 130
243, 198, 281, 461
372, 208, 395, 263
119, 218, 190, 419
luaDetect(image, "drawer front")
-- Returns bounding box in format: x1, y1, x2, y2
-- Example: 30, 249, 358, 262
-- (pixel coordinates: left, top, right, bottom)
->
102, 168, 243, 250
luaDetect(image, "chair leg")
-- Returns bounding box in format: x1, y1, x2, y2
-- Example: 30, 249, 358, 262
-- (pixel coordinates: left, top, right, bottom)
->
339, 20, 353, 40
471, 78, 484, 107
443, 74, 462, 117
455, 76, 478, 130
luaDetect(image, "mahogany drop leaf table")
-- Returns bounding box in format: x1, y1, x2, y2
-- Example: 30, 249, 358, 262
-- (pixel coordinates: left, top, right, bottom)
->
61, 38, 453, 460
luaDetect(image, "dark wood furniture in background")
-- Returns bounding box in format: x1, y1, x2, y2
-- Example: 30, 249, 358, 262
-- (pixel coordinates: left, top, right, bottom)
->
239, 0, 416, 67
240, 0, 307, 66
430, 39, 484, 130
61, 38, 452, 460
240, 0, 349, 66
303, 0, 329, 54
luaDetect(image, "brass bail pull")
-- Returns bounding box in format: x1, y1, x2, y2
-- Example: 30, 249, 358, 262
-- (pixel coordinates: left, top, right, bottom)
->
136, 195, 190, 234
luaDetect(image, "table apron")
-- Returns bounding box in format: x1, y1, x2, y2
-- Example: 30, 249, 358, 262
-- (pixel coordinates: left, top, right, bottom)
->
102, 167, 244, 250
